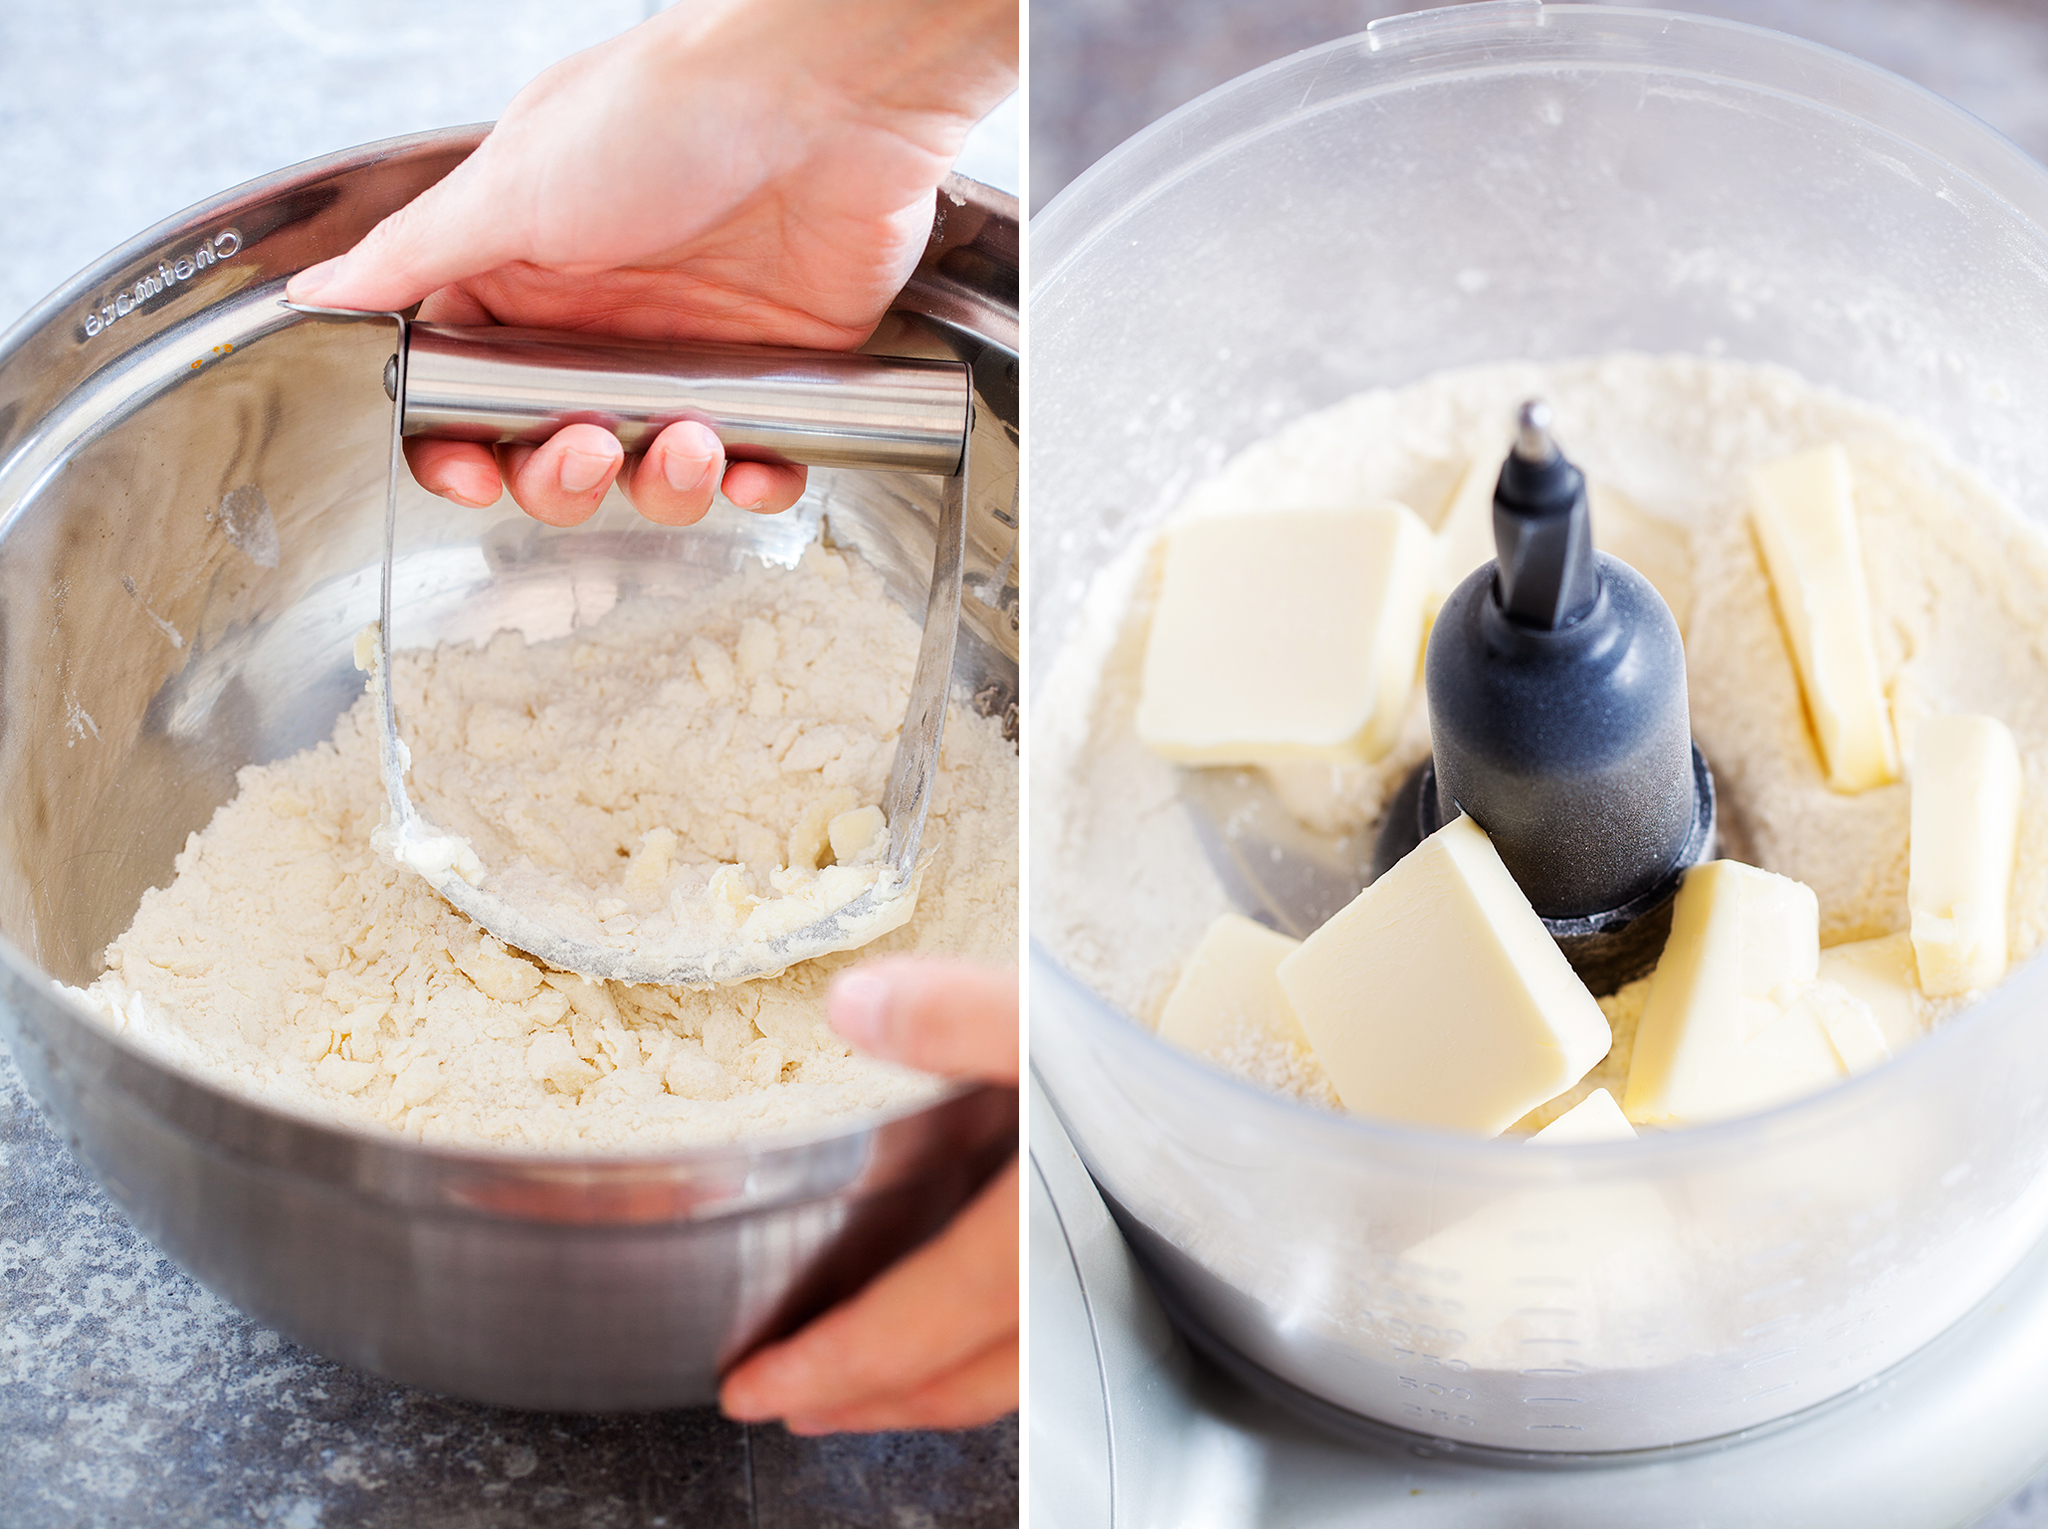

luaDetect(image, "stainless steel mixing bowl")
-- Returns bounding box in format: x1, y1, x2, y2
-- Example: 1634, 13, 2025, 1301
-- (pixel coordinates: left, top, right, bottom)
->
0, 127, 1018, 1410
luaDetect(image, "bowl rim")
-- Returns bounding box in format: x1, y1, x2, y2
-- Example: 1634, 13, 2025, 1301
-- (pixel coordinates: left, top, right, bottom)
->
1032, 2, 2048, 280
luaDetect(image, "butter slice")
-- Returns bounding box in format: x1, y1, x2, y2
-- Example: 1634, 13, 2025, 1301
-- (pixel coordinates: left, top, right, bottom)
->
1624, 861, 1846, 1126
1818, 932, 1929, 1052
1136, 504, 1432, 764
1528, 1088, 1637, 1144
1783, 979, 1889, 1076
1276, 815, 1610, 1135
1748, 445, 1900, 793
1427, 457, 1499, 619
1909, 713, 2023, 995
1156, 913, 1311, 1057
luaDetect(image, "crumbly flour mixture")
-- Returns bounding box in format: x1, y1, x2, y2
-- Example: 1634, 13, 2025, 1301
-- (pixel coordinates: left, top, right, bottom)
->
370, 550, 917, 978
1035, 354, 2048, 1126
64, 543, 1017, 1150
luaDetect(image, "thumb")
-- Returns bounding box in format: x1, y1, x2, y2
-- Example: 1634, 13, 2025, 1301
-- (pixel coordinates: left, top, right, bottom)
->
284, 146, 521, 312
828, 958, 1017, 1084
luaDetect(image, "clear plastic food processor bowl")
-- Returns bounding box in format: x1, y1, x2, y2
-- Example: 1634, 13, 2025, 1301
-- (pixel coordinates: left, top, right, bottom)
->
1029, 2, 2048, 1454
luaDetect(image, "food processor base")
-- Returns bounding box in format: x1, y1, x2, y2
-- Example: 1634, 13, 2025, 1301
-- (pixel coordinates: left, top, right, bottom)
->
1030, 1075, 2048, 1528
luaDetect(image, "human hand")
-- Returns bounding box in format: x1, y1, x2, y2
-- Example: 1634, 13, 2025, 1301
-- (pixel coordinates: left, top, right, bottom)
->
719, 957, 1018, 1433
284, 0, 1015, 528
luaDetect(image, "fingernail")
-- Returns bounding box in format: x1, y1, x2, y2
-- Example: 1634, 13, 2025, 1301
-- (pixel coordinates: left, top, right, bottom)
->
559, 446, 615, 495
830, 969, 891, 1050
662, 427, 719, 493
287, 256, 343, 300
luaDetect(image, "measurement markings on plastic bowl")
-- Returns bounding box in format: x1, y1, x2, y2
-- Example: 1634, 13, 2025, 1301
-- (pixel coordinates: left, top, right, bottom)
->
1741, 1348, 1800, 1369
1403, 1404, 1480, 1428
1741, 1313, 1803, 1339
1391, 1348, 1472, 1372
1398, 1376, 1475, 1401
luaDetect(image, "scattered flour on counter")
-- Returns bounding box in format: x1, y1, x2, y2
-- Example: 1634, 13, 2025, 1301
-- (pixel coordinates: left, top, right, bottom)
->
60, 543, 1017, 1151
1036, 354, 2048, 1125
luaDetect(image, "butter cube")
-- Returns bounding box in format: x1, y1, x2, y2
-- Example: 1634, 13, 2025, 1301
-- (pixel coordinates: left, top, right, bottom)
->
1156, 913, 1312, 1058
1136, 504, 1432, 765
1783, 979, 1889, 1076
1748, 445, 1900, 793
1427, 457, 1499, 620
1624, 861, 1847, 1126
1528, 1087, 1637, 1144
827, 804, 887, 866
1909, 713, 2023, 996
1819, 932, 1929, 1052
1276, 815, 1610, 1135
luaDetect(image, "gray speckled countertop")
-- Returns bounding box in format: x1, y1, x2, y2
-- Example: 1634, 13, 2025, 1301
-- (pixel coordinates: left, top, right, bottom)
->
1029, 1, 2048, 1523
0, 4, 1016, 1525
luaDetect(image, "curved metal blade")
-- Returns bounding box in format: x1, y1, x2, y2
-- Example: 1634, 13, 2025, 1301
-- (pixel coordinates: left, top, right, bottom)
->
298, 298, 972, 986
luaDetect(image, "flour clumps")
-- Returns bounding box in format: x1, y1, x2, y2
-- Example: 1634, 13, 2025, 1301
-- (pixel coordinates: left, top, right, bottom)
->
366, 543, 922, 980
62, 543, 1017, 1151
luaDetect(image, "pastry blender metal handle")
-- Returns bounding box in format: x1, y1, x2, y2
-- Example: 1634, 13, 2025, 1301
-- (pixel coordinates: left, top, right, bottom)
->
391, 322, 970, 475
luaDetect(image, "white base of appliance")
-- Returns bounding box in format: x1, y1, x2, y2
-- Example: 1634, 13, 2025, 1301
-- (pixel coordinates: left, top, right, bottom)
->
1030, 1077, 2048, 1528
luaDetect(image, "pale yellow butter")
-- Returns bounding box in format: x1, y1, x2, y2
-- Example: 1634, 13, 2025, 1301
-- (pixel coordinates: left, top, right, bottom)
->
1426, 456, 1498, 620
1275, 815, 1610, 1135
1747, 445, 1900, 793
1156, 913, 1312, 1058
1135, 504, 1432, 765
1910, 712, 2023, 995
827, 804, 887, 866
1624, 861, 1847, 1126
1783, 979, 1890, 1076
1818, 932, 1929, 1052
1528, 1087, 1637, 1144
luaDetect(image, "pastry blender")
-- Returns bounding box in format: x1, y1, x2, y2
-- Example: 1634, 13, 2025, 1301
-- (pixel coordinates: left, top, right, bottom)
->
286, 301, 972, 986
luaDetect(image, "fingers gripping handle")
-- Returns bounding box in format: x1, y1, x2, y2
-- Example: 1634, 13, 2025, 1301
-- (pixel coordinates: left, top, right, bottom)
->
391, 322, 972, 476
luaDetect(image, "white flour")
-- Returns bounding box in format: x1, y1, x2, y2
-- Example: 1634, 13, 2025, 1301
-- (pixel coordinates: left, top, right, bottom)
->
368, 547, 918, 980
1035, 354, 2048, 1124
62, 544, 1017, 1151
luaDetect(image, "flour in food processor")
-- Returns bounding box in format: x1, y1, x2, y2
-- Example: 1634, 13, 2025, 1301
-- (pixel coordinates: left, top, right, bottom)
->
1035, 353, 2048, 1133
60, 544, 1018, 1150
